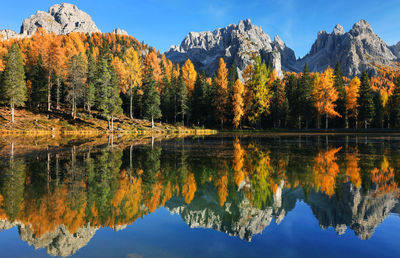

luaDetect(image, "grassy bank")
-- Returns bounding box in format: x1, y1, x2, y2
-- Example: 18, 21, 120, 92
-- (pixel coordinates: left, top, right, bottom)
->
0, 107, 217, 136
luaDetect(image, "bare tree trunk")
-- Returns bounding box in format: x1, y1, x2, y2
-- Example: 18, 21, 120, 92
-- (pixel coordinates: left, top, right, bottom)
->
298, 115, 301, 130
56, 77, 61, 110
111, 116, 114, 132
130, 86, 134, 119
325, 115, 328, 129
345, 110, 348, 129
48, 74, 52, 112
151, 116, 154, 128
10, 103, 14, 124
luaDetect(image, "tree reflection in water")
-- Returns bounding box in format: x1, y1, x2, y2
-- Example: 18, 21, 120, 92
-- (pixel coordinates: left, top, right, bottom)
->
0, 135, 399, 256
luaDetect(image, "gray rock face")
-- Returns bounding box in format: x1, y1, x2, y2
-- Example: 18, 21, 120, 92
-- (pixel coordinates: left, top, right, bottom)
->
165, 183, 295, 241
165, 19, 295, 78
308, 183, 399, 240
21, 3, 100, 36
112, 28, 129, 36
0, 29, 20, 40
19, 223, 98, 257
389, 42, 400, 59
294, 20, 397, 76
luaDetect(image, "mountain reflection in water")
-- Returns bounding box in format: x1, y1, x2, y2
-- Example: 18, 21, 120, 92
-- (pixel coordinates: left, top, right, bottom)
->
0, 134, 399, 257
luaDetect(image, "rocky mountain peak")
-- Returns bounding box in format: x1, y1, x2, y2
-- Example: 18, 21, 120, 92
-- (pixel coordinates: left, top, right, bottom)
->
295, 19, 397, 76
238, 18, 253, 31
112, 28, 129, 35
350, 19, 373, 35
165, 19, 295, 78
333, 24, 345, 35
273, 35, 285, 48
21, 3, 100, 36
389, 41, 400, 58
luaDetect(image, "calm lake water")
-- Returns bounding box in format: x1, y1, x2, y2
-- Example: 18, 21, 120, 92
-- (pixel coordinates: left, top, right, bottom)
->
0, 134, 400, 257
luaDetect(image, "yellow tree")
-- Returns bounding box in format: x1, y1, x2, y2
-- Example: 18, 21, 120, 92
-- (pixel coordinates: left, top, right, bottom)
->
144, 50, 162, 83
233, 138, 245, 187
112, 56, 128, 90
232, 79, 245, 128
123, 48, 142, 119
181, 59, 197, 95
313, 147, 342, 196
345, 76, 360, 128
214, 58, 228, 129
313, 68, 340, 128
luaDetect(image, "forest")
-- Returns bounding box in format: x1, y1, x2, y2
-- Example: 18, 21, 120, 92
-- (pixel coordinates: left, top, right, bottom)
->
0, 28, 400, 130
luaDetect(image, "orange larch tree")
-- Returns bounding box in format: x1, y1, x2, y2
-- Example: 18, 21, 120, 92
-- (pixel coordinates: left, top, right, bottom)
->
214, 58, 229, 129
232, 79, 245, 128
345, 76, 361, 128
123, 47, 142, 119
181, 59, 197, 95
313, 67, 340, 128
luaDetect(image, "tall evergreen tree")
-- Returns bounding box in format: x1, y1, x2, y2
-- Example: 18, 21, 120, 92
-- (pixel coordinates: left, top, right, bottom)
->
297, 63, 314, 129
66, 54, 86, 119
142, 68, 161, 128
389, 77, 400, 128
1, 43, 27, 123
30, 55, 48, 110
333, 62, 346, 127
270, 79, 289, 128
160, 71, 173, 123
192, 73, 210, 126
86, 53, 96, 117
96, 56, 123, 131
357, 71, 375, 128
176, 74, 188, 125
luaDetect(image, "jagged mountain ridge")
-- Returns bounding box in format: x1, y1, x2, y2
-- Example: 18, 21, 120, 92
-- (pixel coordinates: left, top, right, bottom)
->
0, 3, 127, 40
294, 20, 397, 76
165, 19, 296, 78
166, 19, 399, 77
165, 183, 400, 241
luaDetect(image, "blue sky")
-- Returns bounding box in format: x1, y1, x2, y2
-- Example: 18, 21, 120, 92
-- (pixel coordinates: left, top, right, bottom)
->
0, 0, 399, 58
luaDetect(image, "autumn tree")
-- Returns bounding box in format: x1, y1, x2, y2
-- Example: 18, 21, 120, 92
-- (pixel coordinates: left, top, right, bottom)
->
66, 54, 86, 119
345, 76, 360, 128
232, 79, 244, 129
313, 67, 340, 128
123, 47, 142, 119
247, 56, 272, 127
44, 35, 65, 111
214, 58, 229, 129
181, 59, 197, 95
1, 43, 26, 123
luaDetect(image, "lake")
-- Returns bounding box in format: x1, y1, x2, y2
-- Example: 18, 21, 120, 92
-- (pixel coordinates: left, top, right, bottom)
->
0, 133, 399, 257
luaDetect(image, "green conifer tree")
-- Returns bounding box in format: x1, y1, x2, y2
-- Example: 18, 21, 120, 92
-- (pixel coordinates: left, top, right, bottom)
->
357, 71, 375, 128
1, 43, 27, 123
142, 68, 161, 128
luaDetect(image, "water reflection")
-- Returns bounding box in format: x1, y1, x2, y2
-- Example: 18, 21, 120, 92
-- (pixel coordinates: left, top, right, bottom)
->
0, 135, 399, 256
